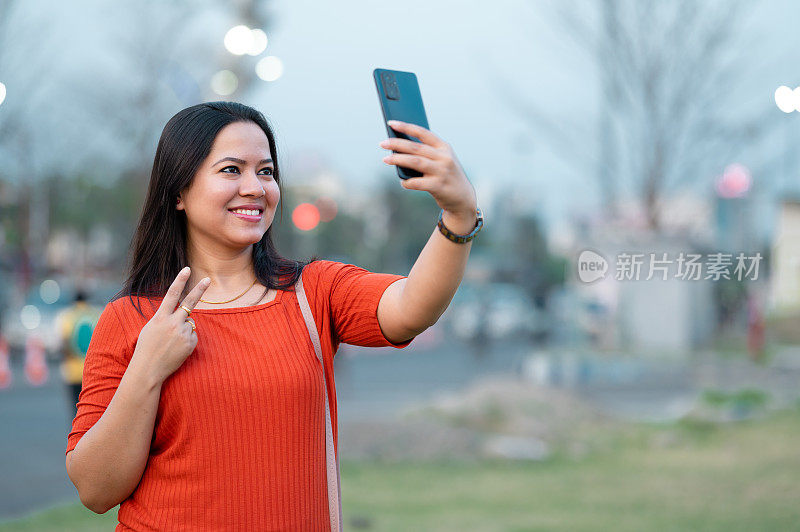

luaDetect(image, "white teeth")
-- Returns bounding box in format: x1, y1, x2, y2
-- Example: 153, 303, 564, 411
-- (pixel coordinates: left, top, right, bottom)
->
231, 209, 261, 216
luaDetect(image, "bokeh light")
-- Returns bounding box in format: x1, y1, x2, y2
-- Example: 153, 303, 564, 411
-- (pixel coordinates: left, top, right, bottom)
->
315, 196, 338, 222
256, 56, 283, 82
774, 85, 795, 113
248, 29, 268, 56
292, 203, 320, 231
223, 25, 253, 55
20, 305, 41, 330
211, 70, 238, 95
715, 163, 751, 198
0, 81, 6, 106
39, 279, 60, 304
224, 25, 268, 56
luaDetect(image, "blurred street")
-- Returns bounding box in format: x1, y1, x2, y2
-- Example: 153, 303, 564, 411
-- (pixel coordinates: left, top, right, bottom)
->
0, 353, 76, 521
4, 321, 800, 521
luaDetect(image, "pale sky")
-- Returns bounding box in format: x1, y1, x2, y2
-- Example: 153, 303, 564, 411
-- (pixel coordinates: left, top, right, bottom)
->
5, 0, 800, 237
251, 0, 584, 227
244, 0, 800, 235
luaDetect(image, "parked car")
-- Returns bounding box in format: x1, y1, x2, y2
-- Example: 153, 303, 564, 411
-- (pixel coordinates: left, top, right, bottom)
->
443, 282, 545, 342
1, 278, 118, 361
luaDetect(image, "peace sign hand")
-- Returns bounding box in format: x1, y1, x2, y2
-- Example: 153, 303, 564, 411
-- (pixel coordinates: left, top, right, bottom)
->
131, 267, 211, 386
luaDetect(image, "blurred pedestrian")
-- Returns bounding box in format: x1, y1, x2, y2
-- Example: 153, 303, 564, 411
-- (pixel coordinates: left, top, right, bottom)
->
0, 322, 11, 389
57, 288, 101, 418
65, 101, 480, 530
747, 290, 765, 362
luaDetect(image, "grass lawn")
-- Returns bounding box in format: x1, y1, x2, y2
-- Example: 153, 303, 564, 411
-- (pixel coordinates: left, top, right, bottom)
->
2, 409, 799, 531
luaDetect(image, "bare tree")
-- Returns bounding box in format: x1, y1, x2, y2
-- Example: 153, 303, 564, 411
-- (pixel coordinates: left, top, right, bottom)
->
493, 0, 773, 231
0, 0, 72, 289
74, 0, 277, 180
0, 0, 278, 288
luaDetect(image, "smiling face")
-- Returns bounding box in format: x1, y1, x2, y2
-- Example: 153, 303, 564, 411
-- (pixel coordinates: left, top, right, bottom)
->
176, 120, 280, 253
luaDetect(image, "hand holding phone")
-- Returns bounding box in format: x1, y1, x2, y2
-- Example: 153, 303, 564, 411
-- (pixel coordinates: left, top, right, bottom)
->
373, 68, 479, 221
373, 68, 430, 179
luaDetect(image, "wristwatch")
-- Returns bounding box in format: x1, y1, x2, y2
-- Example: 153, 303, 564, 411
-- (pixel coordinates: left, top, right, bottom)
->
437, 208, 484, 243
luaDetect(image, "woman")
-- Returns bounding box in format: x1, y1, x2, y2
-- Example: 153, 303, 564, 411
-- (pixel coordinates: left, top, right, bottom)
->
65, 101, 481, 531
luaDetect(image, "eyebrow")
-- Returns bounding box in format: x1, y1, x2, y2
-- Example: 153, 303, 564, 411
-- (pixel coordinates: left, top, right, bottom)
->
213, 157, 274, 166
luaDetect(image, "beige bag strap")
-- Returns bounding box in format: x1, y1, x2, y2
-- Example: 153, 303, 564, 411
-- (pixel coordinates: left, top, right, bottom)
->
295, 272, 343, 532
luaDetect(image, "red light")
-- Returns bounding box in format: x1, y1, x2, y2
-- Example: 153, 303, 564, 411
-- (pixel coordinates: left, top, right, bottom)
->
292, 203, 320, 231
715, 163, 751, 198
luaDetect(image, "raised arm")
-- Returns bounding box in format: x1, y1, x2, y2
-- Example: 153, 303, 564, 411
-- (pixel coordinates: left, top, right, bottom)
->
376, 121, 479, 342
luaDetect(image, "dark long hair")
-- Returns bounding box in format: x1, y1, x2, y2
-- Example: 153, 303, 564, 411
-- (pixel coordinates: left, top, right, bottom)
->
113, 101, 318, 317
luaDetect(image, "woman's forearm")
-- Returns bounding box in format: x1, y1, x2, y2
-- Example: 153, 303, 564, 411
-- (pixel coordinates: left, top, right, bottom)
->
66, 354, 163, 514
401, 209, 476, 332
377, 121, 480, 335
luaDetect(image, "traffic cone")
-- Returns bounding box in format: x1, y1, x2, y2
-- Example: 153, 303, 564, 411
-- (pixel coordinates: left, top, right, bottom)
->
0, 335, 11, 389
24, 335, 48, 386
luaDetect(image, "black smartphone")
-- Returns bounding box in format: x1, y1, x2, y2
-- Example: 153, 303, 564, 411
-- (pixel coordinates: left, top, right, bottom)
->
373, 68, 429, 179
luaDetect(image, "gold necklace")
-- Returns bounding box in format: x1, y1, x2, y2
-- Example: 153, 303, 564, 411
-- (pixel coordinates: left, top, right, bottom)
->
199, 277, 257, 304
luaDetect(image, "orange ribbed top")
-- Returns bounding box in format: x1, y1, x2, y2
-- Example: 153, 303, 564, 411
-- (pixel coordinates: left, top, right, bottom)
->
66, 260, 414, 531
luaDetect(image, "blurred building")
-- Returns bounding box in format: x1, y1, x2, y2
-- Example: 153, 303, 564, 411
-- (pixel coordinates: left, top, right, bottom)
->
558, 165, 768, 355
769, 197, 800, 312
46, 226, 115, 275
561, 189, 723, 356
568, 229, 716, 356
